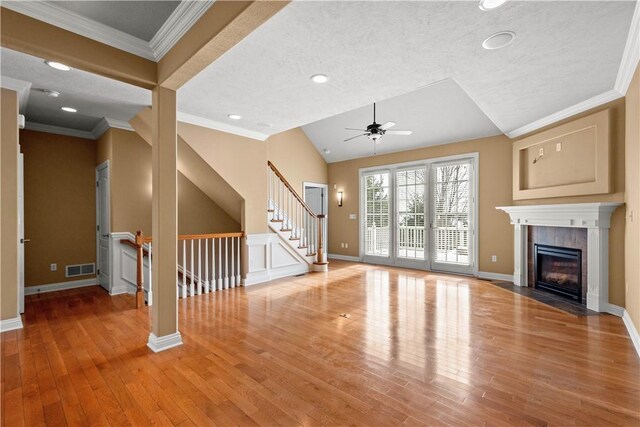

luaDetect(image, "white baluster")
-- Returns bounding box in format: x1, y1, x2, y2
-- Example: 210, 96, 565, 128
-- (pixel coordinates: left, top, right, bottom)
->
211, 237, 216, 292
224, 237, 230, 289
197, 239, 202, 295
181, 239, 186, 299
217, 238, 223, 290
229, 237, 236, 288
236, 235, 241, 285
204, 238, 209, 293
148, 242, 153, 306
190, 239, 195, 296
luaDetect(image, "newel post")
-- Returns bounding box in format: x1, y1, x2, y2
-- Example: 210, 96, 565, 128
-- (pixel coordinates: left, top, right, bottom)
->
135, 230, 145, 309
317, 214, 326, 264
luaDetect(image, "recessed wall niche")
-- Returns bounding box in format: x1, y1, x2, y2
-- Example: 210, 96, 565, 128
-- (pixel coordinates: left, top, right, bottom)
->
513, 109, 610, 200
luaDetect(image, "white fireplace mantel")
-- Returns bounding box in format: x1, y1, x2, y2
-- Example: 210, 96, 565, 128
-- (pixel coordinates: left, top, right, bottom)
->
496, 202, 623, 312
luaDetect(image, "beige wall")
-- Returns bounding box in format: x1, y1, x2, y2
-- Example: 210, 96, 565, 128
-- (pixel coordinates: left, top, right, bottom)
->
625, 65, 640, 331
514, 99, 626, 307
267, 127, 328, 194
20, 130, 97, 287
327, 135, 514, 275
100, 128, 239, 235
1, 89, 19, 320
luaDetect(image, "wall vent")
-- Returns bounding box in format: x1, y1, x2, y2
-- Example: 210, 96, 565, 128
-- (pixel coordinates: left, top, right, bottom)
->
66, 263, 96, 278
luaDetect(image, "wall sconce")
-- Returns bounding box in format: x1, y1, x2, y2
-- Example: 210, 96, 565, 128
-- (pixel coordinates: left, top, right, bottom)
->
337, 191, 343, 207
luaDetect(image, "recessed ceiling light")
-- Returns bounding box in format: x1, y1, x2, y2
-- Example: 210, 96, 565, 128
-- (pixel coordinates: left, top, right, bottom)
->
482, 31, 515, 50
257, 122, 273, 128
323, 149, 331, 154
42, 89, 60, 98
227, 114, 242, 120
310, 74, 329, 84
45, 60, 71, 71
479, 0, 507, 11
61, 107, 77, 113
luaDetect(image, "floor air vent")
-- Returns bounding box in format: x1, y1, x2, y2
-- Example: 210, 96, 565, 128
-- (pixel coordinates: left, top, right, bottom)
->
66, 263, 96, 278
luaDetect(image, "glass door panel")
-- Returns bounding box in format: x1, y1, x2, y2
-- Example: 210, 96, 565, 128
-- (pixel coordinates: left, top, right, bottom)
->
396, 167, 426, 261
431, 160, 474, 274
363, 172, 390, 257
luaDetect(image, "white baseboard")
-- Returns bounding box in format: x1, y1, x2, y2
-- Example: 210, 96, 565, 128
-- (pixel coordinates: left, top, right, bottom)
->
0, 316, 23, 333
606, 303, 625, 317
622, 309, 640, 358
328, 254, 361, 262
477, 271, 514, 282
147, 332, 183, 353
24, 278, 97, 295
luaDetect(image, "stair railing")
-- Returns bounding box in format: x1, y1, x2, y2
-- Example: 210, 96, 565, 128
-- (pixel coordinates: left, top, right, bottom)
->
267, 161, 327, 266
124, 230, 244, 308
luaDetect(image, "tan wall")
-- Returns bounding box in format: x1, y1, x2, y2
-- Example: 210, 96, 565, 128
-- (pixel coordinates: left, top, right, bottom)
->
104, 128, 239, 235
327, 135, 514, 275
267, 127, 328, 194
178, 123, 268, 233
513, 99, 626, 306
1, 89, 19, 320
625, 65, 640, 331
20, 130, 97, 287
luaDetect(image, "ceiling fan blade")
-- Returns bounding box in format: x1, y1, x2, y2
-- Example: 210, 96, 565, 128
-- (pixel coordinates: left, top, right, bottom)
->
379, 121, 396, 130
344, 128, 367, 131
343, 133, 367, 142
385, 130, 412, 135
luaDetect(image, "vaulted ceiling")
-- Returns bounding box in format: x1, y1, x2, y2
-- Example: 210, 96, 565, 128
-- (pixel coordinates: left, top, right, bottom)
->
1, 1, 638, 162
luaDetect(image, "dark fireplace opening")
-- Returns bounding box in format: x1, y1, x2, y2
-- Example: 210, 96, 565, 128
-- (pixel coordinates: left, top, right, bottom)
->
534, 244, 582, 302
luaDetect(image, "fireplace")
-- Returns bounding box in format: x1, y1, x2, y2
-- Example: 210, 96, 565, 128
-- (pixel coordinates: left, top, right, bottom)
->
534, 244, 582, 302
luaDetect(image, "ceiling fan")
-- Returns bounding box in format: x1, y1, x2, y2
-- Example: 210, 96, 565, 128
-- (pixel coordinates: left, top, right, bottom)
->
344, 102, 412, 143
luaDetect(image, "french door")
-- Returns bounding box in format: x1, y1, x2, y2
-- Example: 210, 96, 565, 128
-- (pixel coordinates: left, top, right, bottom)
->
360, 156, 476, 275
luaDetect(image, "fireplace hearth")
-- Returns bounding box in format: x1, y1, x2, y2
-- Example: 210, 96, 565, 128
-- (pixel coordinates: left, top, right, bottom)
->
534, 244, 582, 302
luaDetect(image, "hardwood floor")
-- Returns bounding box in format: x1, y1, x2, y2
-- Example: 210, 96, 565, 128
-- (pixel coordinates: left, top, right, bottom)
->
2, 260, 639, 426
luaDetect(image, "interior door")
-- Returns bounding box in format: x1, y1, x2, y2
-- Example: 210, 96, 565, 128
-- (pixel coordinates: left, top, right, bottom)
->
18, 153, 25, 314
430, 159, 475, 275
96, 163, 110, 291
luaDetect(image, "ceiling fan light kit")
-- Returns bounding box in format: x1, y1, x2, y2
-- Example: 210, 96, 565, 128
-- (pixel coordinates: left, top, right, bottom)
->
344, 102, 412, 144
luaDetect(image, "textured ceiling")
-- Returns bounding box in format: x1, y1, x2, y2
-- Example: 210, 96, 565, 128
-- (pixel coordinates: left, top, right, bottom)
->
0, 47, 150, 132
53, 1, 180, 42
179, 0, 634, 157
302, 79, 501, 163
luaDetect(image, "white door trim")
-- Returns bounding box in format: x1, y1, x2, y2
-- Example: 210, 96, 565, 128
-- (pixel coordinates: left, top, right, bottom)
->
96, 160, 111, 291
18, 152, 24, 314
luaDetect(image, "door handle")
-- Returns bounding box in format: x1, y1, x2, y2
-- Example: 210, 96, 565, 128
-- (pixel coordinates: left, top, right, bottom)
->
20, 238, 31, 243
101, 234, 110, 238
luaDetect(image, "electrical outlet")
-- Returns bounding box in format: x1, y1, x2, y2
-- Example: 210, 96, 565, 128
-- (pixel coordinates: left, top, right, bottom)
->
491, 255, 497, 263
556, 142, 562, 152
539, 147, 544, 156
50, 263, 57, 272
341, 243, 345, 248
349, 214, 357, 220
345, 243, 349, 249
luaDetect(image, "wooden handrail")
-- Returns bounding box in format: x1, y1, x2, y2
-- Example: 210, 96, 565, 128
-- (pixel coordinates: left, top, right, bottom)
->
268, 161, 317, 218
140, 231, 244, 243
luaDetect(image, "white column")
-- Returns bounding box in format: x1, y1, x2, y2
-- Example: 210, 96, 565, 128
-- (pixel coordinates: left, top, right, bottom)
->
586, 227, 609, 312
512, 221, 526, 287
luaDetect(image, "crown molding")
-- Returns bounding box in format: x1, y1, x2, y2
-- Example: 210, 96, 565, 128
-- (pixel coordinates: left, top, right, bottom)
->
614, 0, 640, 96
0, 76, 32, 114
1, 1, 156, 60
150, 1, 214, 60
25, 122, 96, 140
92, 117, 135, 139
2, 1, 214, 61
506, 89, 623, 139
177, 112, 270, 141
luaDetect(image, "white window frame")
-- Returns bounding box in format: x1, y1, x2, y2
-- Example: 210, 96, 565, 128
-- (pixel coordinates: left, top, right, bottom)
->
358, 152, 479, 276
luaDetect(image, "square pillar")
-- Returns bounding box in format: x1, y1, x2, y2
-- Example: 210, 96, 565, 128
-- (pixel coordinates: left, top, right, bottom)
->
147, 86, 182, 352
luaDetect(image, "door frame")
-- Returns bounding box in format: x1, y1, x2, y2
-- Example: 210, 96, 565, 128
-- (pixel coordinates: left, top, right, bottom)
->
358, 152, 479, 276
303, 182, 329, 250
96, 160, 110, 291
18, 152, 24, 314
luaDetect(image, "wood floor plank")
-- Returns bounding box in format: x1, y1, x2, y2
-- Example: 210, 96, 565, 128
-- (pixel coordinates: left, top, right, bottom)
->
2, 263, 639, 426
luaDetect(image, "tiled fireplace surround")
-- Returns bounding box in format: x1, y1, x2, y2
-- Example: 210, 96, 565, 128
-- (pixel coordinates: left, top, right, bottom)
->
498, 203, 622, 313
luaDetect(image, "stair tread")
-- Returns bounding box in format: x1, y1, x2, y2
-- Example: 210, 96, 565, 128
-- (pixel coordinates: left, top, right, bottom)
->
270, 219, 284, 222
298, 245, 308, 249
306, 253, 317, 257
267, 209, 275, 212
289, 237, 300, 241
280, 228, 293, 232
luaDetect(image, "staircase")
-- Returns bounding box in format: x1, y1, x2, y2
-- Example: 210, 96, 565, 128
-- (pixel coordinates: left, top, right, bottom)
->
267, 161, 328, 272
